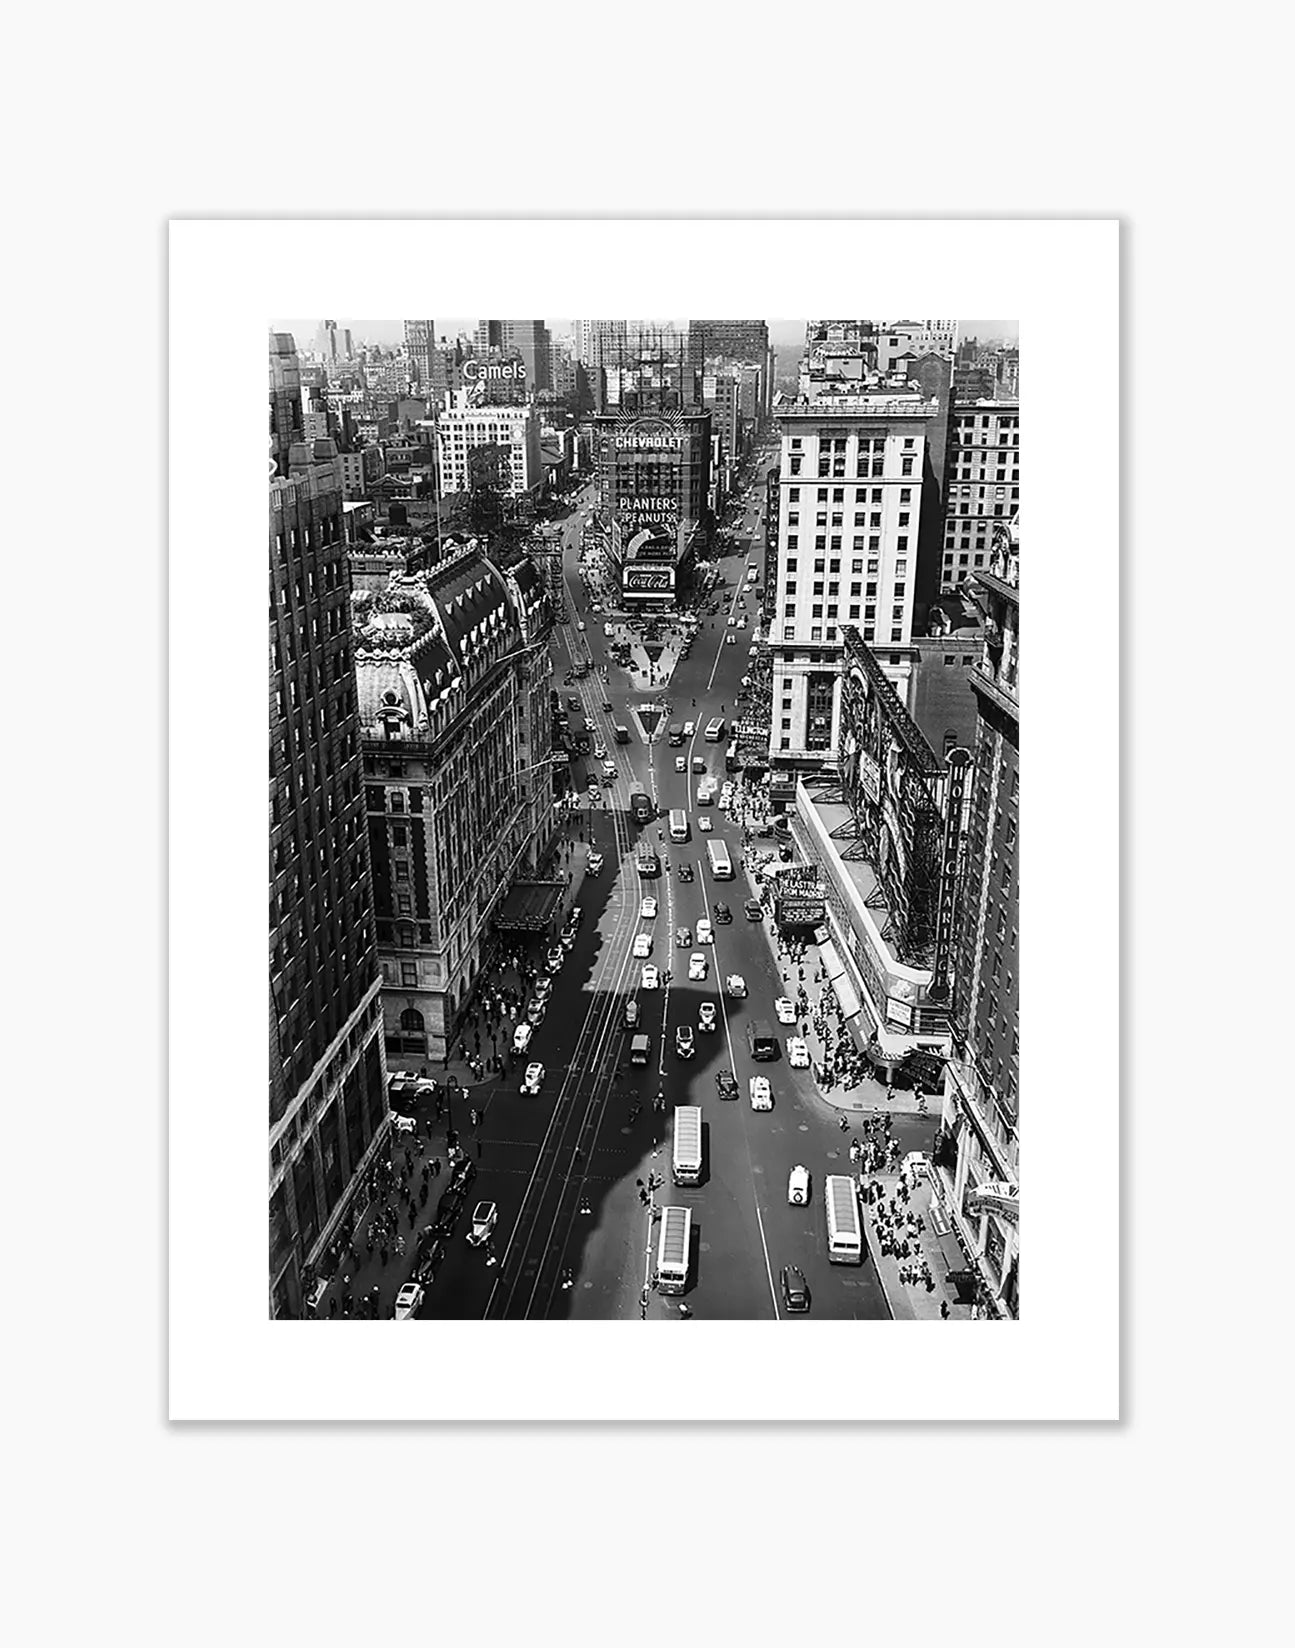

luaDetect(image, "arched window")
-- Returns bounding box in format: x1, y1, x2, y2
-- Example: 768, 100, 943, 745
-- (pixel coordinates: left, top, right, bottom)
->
400, 1008, 425, 1033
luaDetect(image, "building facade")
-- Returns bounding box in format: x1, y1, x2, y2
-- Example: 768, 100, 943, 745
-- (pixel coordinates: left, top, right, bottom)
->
769, 394, 937, 768
354, 547, 555, 1065
941, 400, 1020, 594
938, 516, 1019, 1316
269, 348, 388, 1320
434, 394, 543, 500
593, 404, 712, 608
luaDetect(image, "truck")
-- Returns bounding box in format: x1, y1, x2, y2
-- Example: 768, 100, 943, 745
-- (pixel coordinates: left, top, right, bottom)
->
671, 1105, 704, 1185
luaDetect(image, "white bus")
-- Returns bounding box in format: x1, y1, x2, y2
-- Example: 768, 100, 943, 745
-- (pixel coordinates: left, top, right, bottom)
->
655, 1205, 693, 1294
824, 1174, 863, 1265
671, 1106, 704, 1186
706, 838, 734, 880
668, 807, 689, 843
704, 716, 726, 742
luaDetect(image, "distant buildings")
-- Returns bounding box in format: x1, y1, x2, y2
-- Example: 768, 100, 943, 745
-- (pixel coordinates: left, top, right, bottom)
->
938, 514, 1019, 1316
688, 320, 772, 418
353, 546, 556, 1065
475, 319, 552, 394
268, 337, 387, 1319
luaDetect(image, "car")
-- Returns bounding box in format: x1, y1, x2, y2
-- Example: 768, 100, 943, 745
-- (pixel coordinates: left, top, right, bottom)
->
697, 814, 713, 832
592, 741, 607, 759
715, 1069, 739, 1101
683, 721, 696, 736
780, 1264, 810, 1313
674, 755, 686, 772
787, 1166, 810, 1206
526, 999, 546, 1026
744, 898, 764, 920
725, 974, 747, 998
632, 933, 652, 959
692, 756, 707, 774
534, 977, 553, 1003
521, 1062, 545, 1095
678, 863, 694, 883
640, 895, 658, 918
726, 633, 736, 644
641, 964, 660, 990
787, 1037, 810, 1069
696, 918, 714, 944
728, 615, 739, 627
568, 906, 583, 927
546, 946, 565, 972
637, 853, 659, 876
576, 620, 587, 631
687, 951, 708, 982
586, 851, 604, 873
560, 923, 578, 949
749, 1076, 773, 1111
713, 901, 732, 923
675, 925, 693, 947
393, 1281, 424, 1319
413, 1242, 445, 1288
675, 1025, 695, 1059
567, 696, 581, 712
774, 997, 797, 1026
451, 1158, 477, 1193
623, 999, 640, 1029
467, 1201, 497, 1246
513, 1023, 533, 1055
431, 1196, 463, 1238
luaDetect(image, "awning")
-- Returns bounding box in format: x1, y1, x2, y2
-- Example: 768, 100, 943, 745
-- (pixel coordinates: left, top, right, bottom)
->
819, 940, 846, 982
831, 973, 861, 1019
493, 881, 565, 934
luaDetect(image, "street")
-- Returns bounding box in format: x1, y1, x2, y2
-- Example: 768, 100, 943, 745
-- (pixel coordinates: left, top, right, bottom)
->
419, 455, 933, 1319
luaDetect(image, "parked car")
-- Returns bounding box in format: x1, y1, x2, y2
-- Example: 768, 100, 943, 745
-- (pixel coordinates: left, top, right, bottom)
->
787, 1166, 810, 1206
749, 1076, 773, 1111
587, 851, 604, 873
546, 946, 565, 972
623, 999, 640, 1029
675, 1025, 695, 1060
451, 1158, 477, 1194
744, 898, 764, 921
774, 997, 797, 1026
787, 1037, 810, 1068
432, 1197, 463, 1238
394, 1281, 424, 1319
698, 1002, 717, 1032
513, 1023, 533, 1055
526, 999, 546, 1026
683, 721, 696, 737
521, 1061, 545, 1095
534, 977, 552, 1003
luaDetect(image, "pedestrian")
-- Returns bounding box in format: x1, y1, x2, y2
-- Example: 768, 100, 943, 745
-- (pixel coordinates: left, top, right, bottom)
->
940, 1300, 950, 1319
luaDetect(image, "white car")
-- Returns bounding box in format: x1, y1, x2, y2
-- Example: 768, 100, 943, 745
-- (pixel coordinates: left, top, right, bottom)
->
546, 946, 565, 973
632, 933, 652, 959
675, 1025, 695, 1060
640, 895, 658, 918
696, 918, 714, 944
674, 755, 686, 772
687, 951, 707, 982
787, 1165, 810, 1205
728, 615, 739, 627
774, 997, 797, 1026
394, 1281, 424, 1319
787, 1037, 810, 1069
534, 977, 553, 1003
683, 721, 696, 737
641, 964, 660, 990
576, 620, 587, 631
698, 1001, 717, 1032
467, 1201, 497, 1245
698, 814, 713, 832
749, 1076, 773, 1112
725, 974, 747, 998
725, 633, 736, 645
586, 851, 604, 873
521, 1062, 545, 1094
512, 1023, 533, 1055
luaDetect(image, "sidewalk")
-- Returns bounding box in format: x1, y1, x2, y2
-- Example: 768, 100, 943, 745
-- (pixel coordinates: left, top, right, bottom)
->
859, 1160, 976, 1321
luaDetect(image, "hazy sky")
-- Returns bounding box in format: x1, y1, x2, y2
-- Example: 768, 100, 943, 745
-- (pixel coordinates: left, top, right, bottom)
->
272, 317, 1019, 351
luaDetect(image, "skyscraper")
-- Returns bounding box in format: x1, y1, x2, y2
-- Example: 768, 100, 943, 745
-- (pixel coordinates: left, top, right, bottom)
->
269, 336, 388, 1319
474, 320, 552, 393
404, 319, 437, 388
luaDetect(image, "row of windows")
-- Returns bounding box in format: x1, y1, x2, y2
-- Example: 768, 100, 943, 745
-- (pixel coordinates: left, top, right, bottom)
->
781, 624, 904, 644
786, 487, 912, 505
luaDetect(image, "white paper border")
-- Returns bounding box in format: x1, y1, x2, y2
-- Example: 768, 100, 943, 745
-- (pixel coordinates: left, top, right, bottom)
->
169, 218, 1119, 1420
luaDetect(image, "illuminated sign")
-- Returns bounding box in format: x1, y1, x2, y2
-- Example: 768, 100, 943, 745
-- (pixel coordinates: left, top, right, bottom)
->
462, 360, 526, 382
624, 567, 675, 593
932, 747, 971, 993
611, 412, 687, 451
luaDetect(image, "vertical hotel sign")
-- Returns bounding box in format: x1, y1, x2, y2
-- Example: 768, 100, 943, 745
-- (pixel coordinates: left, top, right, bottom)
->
931, 747, 970, 997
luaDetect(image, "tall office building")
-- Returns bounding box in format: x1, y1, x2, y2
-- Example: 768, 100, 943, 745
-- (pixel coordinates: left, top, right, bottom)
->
269, 333, 304, 475
940, 400, 1020, 594
688, 320, 771, 413
474, 319, 552, 393
938, 515, 1019, 1316
768, 391, 938, 769
268, 339, 388, 1319
404, 319, 437, 388
434, 393, 543, 500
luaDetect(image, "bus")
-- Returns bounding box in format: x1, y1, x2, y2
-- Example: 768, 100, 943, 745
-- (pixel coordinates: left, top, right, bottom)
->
630, 792, 653, 825
668, 807, 689, 843
655, 1205, 693, 1294
704, 716, 726, 742
706, 838, 733, 880
671, 1106, 703, 1185
824, 1175, 864, 1266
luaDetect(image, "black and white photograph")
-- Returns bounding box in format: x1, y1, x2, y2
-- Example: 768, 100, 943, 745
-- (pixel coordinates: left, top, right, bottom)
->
268, 317, 1022, 1325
